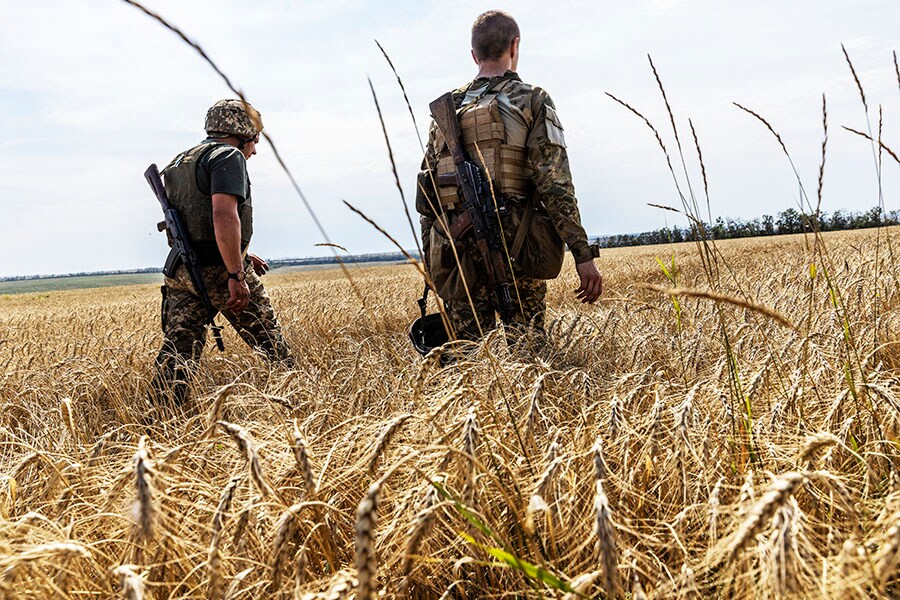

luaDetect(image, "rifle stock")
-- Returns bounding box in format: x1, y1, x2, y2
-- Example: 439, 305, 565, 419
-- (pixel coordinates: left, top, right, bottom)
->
429, 93, 466, 166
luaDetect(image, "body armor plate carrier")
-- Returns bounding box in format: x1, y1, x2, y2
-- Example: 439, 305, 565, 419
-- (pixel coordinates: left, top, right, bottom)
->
433, 81, 533, 209
162, 141, 253, 253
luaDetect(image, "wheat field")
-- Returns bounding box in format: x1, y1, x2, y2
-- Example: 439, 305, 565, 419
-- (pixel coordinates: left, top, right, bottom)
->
0, 228, 898, 599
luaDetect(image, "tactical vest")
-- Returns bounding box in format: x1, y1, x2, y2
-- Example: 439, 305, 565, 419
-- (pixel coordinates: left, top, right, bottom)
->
162, 141, 253, 252
433, 81, 533, 209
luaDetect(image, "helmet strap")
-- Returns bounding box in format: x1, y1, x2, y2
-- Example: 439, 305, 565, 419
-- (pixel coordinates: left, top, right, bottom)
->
417, 285, 429, 319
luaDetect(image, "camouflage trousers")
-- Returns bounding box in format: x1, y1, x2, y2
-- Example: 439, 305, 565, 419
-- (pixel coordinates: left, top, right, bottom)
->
150, 260, 292, 403
445, 275, 547, 343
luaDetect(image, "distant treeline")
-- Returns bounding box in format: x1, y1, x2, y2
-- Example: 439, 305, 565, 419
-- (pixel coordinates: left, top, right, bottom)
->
1, 266, 162, 283
596, 206, 896, 249
4, 207, 895, 282
267, 251, 413, 269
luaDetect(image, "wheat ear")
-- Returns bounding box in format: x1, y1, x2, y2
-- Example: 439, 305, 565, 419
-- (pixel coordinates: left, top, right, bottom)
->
292, 420, 318, 498
726, 471, 805, 563
271, 504, 304, 592
114, 564, 144, 600
400, 481, 441, 592
875, 514, 900, 586
207, 476, 240, 598
132, 436, 153, 542
367, 413, 412, 475
356, 481, 381, 600
218, 421, 271, 497
797, 432, 840, 467
594, 479, 621, 597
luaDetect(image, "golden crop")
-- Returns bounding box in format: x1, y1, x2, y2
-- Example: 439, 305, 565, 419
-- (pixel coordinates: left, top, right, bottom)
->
0, 229, 898, 598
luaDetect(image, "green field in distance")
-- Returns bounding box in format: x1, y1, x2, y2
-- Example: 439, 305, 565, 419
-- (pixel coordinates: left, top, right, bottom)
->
0, 273, 164, 295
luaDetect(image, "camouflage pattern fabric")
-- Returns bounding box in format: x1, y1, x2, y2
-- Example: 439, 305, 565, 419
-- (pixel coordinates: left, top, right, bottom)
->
204, 99, 263, 139
150, 260, 292, 403
446, 272, 547, 343
416, 70, 592, 343
417, 70, 593, 267
443, 229, 548, 342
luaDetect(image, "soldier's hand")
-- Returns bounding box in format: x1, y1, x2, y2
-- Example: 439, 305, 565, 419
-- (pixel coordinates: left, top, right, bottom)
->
574, 260, 603, 304
226, 278, 250, 313
248, 253, 269, 276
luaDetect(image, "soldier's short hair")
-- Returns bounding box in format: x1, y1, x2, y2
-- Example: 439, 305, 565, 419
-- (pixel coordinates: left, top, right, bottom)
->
471, 10, 519, 61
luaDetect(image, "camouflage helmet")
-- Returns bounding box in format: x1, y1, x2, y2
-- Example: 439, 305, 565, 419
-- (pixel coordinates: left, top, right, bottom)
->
205, 99, 263, 139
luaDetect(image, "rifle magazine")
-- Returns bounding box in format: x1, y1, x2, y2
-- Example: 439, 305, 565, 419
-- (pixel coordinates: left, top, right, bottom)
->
162, 247, 183, 278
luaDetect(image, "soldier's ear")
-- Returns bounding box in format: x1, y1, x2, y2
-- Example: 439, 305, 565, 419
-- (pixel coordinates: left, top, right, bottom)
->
510, 37, 520, 60
471, 48, 479, 65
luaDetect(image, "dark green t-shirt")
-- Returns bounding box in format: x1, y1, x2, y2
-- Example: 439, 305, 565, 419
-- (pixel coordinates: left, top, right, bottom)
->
196, 138, 251, 203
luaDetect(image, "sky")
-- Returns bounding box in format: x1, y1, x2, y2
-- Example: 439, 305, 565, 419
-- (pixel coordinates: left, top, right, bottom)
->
0, 0, 898, 278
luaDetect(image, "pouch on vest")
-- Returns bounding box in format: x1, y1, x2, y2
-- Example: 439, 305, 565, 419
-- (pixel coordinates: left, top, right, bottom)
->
162, 142, 253, 250
433, 83, 533, 210
428, 218, 478, 302
509, 198, 565, 280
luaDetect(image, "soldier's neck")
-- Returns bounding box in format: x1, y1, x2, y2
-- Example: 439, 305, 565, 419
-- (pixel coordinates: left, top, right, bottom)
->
476, 60, 512, 79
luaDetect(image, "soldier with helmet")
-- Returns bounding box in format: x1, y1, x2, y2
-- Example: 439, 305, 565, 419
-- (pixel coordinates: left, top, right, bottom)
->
414, 10, 603, 349
149, 99, 293, 403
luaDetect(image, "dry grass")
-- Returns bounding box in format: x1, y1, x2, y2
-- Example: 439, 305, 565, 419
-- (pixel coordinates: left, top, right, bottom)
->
1, 230, 900, 598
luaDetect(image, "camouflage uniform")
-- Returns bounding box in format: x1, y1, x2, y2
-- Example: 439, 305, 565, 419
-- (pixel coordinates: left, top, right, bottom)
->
150, 102, 292, 403
150, 260, 292, 403
416, 71, 592, 341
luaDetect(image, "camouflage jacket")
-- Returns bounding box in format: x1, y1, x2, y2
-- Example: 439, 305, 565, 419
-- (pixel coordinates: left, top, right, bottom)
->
415, 71, 593, 265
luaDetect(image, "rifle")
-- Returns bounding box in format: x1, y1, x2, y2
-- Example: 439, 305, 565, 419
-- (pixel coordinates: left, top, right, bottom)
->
429, 92, 515, 319
144, 164, 225, 352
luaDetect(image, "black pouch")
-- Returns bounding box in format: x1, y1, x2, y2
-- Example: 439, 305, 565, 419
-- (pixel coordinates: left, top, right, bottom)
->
162, 247, 183, 278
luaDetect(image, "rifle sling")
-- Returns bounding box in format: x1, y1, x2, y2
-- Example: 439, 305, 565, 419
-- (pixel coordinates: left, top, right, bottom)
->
509, 195, 535, 260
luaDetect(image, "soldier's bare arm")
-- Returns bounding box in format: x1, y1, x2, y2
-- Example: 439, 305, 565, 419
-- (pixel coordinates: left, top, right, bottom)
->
211, 192, 250, 312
